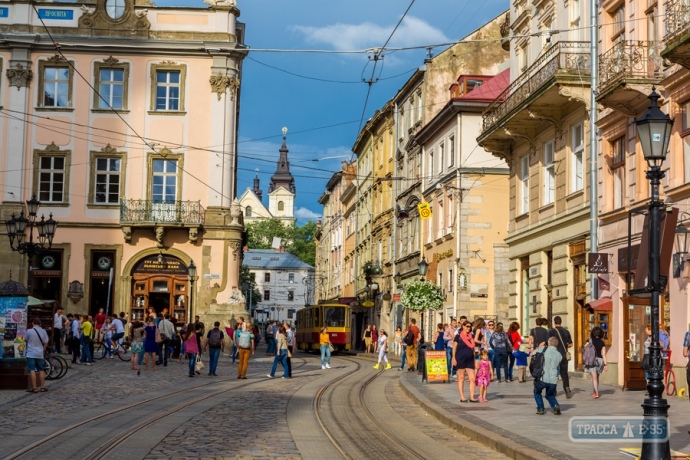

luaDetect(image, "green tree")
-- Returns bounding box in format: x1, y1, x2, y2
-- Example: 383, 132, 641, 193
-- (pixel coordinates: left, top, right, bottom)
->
288, 221, 317, 267
239, 265, 261, 308
244, 219, 316, 267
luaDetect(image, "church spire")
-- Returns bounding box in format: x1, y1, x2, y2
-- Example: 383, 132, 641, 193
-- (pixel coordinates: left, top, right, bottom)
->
252, 168, 263, 203
269, 126, 296, 194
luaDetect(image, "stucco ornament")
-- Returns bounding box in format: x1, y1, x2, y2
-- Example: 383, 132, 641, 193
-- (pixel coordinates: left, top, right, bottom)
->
204, 0, 236, 7
209, 72, 240, 101
67, 280, 84, 304
188, 227, 199, 243
122, 226, 132, 242
6, 63, 32, 90
227, 288, 245, 305
155, 226, 166, 248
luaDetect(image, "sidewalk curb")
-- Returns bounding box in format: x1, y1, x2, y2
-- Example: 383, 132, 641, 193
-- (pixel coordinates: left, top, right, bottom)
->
398, 374, 571, 460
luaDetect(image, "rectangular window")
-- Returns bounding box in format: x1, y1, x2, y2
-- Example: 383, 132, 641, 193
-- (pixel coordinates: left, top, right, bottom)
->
155, 70, 180, 111
446, 193, 453, 233
264, 272, 271, 282
95, 157, 121, 203
289, 272, 295, 283
439, 142, 445, 173
41, 65, 71, 108
263, 290, 270, 301
571, 0, 581, 41
611, 136, 626, 209
287, 291, 294, 301
613, 5, 625, 41
682, 101, 690, 183
152, 159, 177, 202
520, 155, 530, 214
543, 140, 555, 205
449, 135, 455, 166
38, 156, 65, 202
572, 123, 584, 192
438, 199, 444, 239
429, 150, 434, 177
416, 91, 422, 122
449, 269, 454, 293
519, 43, 529, 72
97, 68, 125, 109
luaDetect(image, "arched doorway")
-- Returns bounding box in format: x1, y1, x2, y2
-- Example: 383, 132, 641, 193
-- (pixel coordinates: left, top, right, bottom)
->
130, 254, 191, 324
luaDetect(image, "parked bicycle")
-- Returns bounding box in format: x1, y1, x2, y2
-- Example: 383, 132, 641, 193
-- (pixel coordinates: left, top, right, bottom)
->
44, 353, 68, 380
664, 349, 676, 396
94, 340, 131, 361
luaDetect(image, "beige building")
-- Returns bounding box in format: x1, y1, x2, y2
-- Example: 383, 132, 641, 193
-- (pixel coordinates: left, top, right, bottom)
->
477, 1, 594, 369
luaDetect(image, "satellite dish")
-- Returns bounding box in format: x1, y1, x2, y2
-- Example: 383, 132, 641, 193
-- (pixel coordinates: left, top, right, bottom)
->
272, 237, 282, 249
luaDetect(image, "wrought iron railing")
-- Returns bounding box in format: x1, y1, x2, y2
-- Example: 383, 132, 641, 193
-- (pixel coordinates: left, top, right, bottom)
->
665, 0, 690, 44
598, 41, 662, 93
120, 199, 205, 224
481, 41, 590, 133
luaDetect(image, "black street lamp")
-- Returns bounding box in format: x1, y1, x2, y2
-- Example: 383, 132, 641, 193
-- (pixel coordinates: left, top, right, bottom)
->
674, 215, 690, 278
418, 256, 429, 281
188, 260, 197, 323
5, 195, 58, 258
634, 88, 674, 460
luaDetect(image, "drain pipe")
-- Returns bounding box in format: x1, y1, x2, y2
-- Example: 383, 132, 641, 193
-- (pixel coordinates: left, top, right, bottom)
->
589, 0, 598, 300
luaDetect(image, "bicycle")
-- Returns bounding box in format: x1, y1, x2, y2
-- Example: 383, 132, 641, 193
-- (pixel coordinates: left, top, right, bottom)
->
44, 354, 68, 380
664, 350, 676, 396
94, 340, 131, 361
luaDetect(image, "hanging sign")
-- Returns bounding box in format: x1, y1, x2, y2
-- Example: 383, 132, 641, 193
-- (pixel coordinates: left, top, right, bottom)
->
588, 253, 609, 274
418, 202, 432, 220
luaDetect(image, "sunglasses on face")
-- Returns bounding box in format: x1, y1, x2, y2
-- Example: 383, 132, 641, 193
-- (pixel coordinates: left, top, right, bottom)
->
463, 325, 471, 328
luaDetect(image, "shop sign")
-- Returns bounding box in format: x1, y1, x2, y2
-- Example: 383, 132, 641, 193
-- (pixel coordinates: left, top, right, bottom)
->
418, 202, 432, 220
392, 293, 401, 302
588, 253, 609, 274
134, 255, 188, 275
436, 249, 453, 261
338, 297, 357, 305
598, 276, 610, 291
31, 270, 61, 277
424, 350, 448, 382
204, 274, 220, 279
37, 9, 73, 20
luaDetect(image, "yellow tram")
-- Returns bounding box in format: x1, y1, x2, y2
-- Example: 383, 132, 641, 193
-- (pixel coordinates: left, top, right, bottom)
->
295, 302, 351, 352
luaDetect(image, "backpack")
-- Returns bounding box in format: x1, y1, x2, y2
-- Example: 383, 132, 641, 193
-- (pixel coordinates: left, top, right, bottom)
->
66, 319, 74, 339
403, 330, 415, 346
265, 325, 274, 338
208, 329, 222, 348
491, 332, 509, 352
238, 331, 252, 349
529, 346, 547, 381
583, 338, 597, 367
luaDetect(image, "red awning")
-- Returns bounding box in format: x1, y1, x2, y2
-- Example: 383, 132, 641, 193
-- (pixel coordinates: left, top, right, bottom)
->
585, 298, 613, 311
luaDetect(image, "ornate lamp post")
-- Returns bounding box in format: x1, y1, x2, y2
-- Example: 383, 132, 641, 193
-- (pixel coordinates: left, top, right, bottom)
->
5, 195, 58, 258
634, 88, 673, 460
187, 260, 197, 323
417, 256, 429, 281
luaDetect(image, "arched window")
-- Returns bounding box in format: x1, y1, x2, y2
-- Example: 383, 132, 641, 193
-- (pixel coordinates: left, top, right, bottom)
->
278, 201, 285, 211
245, 206, 252, 217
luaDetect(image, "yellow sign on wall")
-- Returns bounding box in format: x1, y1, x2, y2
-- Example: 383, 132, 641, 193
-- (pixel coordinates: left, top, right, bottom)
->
418, 202, 432, 220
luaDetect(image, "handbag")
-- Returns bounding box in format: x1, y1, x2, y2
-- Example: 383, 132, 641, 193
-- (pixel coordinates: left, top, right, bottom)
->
155, 327, 162, 344
328, 343, 334, 353
195, 354, 204, 373
642, 354, 651, 370
554, 327, 571, 361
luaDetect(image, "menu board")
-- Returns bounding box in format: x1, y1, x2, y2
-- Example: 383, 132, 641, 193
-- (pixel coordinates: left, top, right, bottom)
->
425, 350, 449, 382
0, 297, 28, 359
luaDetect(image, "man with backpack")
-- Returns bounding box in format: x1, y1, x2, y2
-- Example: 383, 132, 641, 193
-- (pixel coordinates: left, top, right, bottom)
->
547, 316, 574, 398
532, 336, 562, 415
204, 322, 225, 376
265, 321, 275, 355
236, 322, 255, 379
405, 319, 420, 372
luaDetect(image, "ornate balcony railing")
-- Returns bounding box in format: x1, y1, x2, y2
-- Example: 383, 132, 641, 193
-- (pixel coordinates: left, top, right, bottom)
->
598, 41, 662, 93
120, 199, 205, 225
481, 41, 590, 133
665, 0, 690, 44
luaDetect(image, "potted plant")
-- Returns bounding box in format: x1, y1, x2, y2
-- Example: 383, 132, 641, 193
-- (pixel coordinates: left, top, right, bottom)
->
400, 280, 444, 312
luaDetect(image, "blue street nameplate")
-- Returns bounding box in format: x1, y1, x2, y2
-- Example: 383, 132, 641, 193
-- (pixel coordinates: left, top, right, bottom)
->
37, 9, 74, 20
0, 8, 8, 18
569, 416, 670, 443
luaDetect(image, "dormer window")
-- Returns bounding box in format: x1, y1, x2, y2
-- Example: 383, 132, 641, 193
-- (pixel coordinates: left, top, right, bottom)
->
106, 0, 126, 19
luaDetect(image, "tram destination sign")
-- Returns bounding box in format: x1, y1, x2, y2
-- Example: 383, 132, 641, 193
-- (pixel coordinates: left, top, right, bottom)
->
134, 256, 188, 275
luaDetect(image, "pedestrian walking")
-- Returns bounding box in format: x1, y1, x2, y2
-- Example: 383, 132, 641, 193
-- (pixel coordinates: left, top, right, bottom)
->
528, 318, 549, 350
53, 307, 64, 354
143, 316, 159, 371
445, 318, 458, 378
363, 324, 373, 353
157, 314, 175, 366
284, 322, 295, 377
265, 321, 275, 355
506, 322, 522, 381
452, 321, 478, 402
236, 322, 254, 379
475, 350, 494, 402
130, 321, 145, 371
406, 318, 420, 371
683, 326, 690, 401
372, 325, 379, 353
373, 330, 391, 369
533, 337, 562, 415
489, 323, 510, 382
320, 326, 332, 369
434, 323, 445, 351
25, 318, 50, 393
584, 326, 608, 398
267, 325, 290, 379
547, 316, 573, 398
205, 321, 225, 376
184, 323, 199, 377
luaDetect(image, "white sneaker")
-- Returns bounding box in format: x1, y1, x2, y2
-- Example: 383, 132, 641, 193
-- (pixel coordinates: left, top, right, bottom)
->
322, 365, 326, 369
325, 364, 331, 369
267, 374, 273, 378
86, 363, 92, 366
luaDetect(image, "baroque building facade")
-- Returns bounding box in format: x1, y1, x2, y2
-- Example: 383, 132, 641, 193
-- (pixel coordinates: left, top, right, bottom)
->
0, 0, 248, 328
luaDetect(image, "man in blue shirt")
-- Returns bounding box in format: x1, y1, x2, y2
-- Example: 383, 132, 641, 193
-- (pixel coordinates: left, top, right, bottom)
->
534, 337, 562, 415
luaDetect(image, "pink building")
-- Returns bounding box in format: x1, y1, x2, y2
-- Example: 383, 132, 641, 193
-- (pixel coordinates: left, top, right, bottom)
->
0, 0, 248, 326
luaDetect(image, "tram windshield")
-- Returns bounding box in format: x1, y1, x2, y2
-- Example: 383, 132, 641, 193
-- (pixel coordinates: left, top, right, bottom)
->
324, 307, 345, 327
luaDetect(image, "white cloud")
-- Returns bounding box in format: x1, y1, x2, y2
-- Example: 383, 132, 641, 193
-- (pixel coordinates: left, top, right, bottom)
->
291, 16, 449, 52
294, 207, 321, 219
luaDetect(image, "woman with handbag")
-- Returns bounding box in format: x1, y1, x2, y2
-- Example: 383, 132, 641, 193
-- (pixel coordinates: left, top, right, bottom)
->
373, 330, 391, 370
319, 326, 332, 370
267, 326, 290, 379
130, 321, 145, 372
143, 316, 159, 371
184, 323, 199, 377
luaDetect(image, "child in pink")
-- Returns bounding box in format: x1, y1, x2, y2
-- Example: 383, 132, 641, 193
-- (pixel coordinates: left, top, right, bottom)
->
475, 349, 494, 402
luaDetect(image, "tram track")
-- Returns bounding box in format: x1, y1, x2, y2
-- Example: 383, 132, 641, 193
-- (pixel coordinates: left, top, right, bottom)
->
314, 356, 427, 460
5, 358, 310, 460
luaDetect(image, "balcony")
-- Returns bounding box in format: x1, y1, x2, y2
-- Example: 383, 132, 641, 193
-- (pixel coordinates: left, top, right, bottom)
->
662, 0, 690, 69
478, 41, 590, 146
597, 41, 662, 116
119, 199, 205, 245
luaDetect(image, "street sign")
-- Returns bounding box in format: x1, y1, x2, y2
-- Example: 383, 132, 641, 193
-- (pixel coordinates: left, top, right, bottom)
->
588, 253, 609, 274
204, 274, 220, 279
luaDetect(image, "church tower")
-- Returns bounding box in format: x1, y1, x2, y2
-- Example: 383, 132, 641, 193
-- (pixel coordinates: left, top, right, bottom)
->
268, 127, 296, 224
252, 170, 263, 203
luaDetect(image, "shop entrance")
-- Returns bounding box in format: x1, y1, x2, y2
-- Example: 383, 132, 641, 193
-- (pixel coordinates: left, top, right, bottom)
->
622, 296, 665, 390
131, 254, 190, 324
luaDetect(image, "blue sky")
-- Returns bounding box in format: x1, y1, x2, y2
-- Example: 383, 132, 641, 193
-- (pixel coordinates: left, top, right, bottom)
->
158, 0, 508, 223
